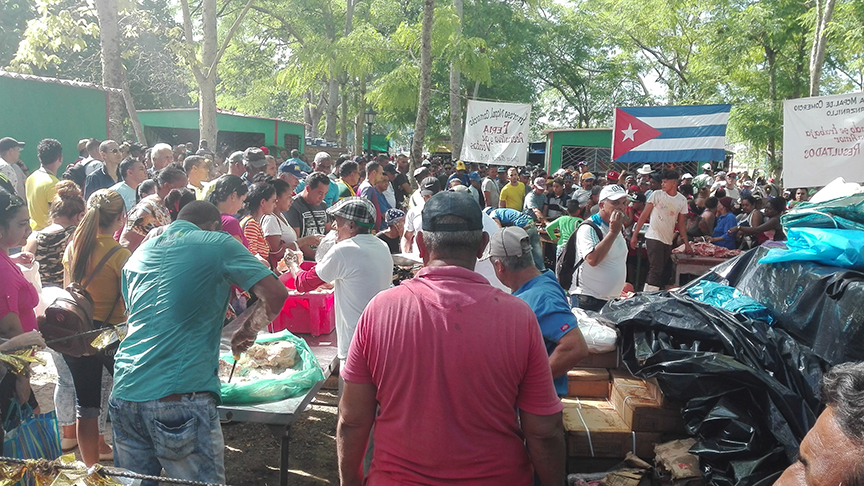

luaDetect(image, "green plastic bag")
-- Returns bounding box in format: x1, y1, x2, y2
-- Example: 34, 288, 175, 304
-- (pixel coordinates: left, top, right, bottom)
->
219, 330, 325, 405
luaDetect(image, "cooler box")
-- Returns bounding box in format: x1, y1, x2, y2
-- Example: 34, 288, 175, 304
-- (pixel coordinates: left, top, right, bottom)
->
269, 263, 336, 336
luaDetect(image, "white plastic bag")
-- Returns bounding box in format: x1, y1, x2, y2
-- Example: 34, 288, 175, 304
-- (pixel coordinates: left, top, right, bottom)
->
572, 307, 618, 353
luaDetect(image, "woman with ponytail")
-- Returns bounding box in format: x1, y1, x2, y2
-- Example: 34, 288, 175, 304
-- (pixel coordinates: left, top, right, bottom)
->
62, 189, 131, 466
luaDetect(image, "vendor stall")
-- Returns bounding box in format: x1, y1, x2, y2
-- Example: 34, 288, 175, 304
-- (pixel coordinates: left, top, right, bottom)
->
218, 323, 337, 486
670, 254, 728, 286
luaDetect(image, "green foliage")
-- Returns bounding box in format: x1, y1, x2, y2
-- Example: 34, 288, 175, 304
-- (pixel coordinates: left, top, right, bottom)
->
2, 0, 862, 162
6, 0, 191, 110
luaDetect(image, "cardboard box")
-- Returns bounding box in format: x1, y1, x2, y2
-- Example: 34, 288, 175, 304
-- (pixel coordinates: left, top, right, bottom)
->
579, 348, 622, 369
609, 371, 686, 434
610, 382, 686, 434
609, 369, 663, 405
655, 438, 703, 485
567, 369, 611, 398
562, 398, 662, 459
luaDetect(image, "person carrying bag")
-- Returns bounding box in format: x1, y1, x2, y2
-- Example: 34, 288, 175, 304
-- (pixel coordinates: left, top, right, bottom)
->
59, 189, 131, 466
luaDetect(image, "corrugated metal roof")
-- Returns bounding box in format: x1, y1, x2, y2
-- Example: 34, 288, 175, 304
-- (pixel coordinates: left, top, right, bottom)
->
137, 107, 307, 126
0, 70, 122, 93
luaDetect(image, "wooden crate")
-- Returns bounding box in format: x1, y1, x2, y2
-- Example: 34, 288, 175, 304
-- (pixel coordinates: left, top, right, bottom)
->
562, 398, 662, 459
567, 369, 612, 398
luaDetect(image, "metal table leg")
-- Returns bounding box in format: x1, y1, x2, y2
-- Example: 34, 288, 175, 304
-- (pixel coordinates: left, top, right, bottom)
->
267, 424, 291, 486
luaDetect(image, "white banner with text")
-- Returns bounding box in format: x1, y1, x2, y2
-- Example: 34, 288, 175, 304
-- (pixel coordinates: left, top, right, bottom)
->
783, 92, 864, 187
460, 100, 531, 166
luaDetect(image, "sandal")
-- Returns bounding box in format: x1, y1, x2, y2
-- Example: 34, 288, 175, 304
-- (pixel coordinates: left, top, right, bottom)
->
61, 438, 78, 452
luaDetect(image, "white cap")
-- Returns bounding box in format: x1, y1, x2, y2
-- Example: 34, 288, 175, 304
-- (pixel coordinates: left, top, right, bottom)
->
637, 164, 653, 175
702, 163, 712, 170
682, 173, 693, 179
599, 184, 631, 201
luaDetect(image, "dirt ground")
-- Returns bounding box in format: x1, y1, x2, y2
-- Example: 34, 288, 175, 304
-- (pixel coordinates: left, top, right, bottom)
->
31, 352, 340, 486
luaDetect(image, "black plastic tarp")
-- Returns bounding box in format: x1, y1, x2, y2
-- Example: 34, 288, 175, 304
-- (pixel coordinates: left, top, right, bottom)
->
603, 292, 826, 486
694, 246, 864, 365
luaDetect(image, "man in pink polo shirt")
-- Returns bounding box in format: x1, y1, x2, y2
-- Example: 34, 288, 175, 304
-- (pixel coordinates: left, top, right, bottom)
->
338, 191, 565, 486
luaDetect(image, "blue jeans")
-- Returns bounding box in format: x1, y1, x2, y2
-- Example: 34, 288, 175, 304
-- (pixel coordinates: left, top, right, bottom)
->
570, 294, 607, 313
110, 393, 225, 486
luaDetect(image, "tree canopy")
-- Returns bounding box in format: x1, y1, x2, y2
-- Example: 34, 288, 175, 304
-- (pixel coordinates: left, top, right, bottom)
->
3, 0, 863, 176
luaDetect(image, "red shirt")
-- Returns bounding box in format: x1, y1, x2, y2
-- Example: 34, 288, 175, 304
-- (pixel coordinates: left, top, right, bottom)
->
343, 265, 563, 485
0, 252, 39, 333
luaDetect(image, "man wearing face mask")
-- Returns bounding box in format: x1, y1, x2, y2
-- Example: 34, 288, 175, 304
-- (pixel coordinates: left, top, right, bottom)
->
286, 197, 392, 373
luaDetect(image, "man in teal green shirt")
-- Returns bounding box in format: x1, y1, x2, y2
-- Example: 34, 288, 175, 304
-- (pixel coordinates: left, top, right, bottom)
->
111, 201, 287, 484
545, 199, 583, 258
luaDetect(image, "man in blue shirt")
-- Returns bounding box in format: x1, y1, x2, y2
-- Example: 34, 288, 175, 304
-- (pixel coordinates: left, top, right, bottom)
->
487, 207, 545, 271
111, 201, 288, 484
705, 196, 738, 249
490, 226, 589, 395
83, 140, 123, 200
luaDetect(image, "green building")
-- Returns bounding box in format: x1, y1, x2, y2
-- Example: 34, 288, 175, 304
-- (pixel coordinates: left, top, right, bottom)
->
544, 128, 613, 175
136, 108, 306, 154
0, 70, 111, 171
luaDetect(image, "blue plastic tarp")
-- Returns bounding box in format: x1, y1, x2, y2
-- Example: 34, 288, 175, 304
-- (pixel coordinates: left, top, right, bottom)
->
685, 280, 775, 325
759, 227, 864, 269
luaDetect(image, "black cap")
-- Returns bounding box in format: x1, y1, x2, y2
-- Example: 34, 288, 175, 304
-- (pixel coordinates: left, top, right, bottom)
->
420, 176, 442, 196
382, 163, 397, 175
0, 137, 25, 152
421, 191, 483, 232
243, 147, 267, 168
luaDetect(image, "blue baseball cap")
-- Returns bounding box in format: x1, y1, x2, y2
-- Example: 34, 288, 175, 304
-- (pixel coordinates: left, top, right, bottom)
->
279, 161, 308, 178
468, 171, 482, 182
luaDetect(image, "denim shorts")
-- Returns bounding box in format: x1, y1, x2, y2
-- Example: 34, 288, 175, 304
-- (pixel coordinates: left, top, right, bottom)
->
109, 393, 225, 486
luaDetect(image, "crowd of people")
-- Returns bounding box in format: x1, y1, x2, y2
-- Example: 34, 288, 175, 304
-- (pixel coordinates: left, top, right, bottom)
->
0, 132, 843, 485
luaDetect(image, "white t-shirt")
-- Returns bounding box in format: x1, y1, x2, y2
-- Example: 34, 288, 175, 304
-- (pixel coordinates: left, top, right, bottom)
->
570, 218, 627, 300
315, 233, 392, 360
481, 177, 500, 208
260, 213, 297, 248
404, 204, 423, 234
475, 212, 510, 293
383, 182, 396, 208
645, 190, 688, 245
409, 189, 424, 209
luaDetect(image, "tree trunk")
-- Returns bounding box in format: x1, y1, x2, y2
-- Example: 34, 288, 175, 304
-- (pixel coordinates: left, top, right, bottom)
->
339, 81, 348, 148
94, 0, 124, 140
809, 0, 836, 96
766, 45, 777, 170
120, 73, 146, 144
354, 78, 365, 154
345, 0, 355, 36
94, 0, 147, 143
411, 0, 435, 169
449, 0, 464, 160
324, 75, 339, 142
304, 90, 313, 137
198, 0, 219, 148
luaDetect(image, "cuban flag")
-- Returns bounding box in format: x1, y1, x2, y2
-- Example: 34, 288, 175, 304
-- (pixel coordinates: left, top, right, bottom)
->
612, 104, 732, 163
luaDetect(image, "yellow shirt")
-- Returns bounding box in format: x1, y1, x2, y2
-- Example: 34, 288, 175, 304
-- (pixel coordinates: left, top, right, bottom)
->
26, 169, 59, 230
499, 181, 526, 210
63, 234, 131, 324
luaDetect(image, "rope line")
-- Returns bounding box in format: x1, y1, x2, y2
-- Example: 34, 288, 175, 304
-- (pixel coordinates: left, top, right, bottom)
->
0, 456, 234, 486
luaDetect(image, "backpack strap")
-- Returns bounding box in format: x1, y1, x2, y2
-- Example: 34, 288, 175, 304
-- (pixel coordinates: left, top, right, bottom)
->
78, 245, 124, 324
573, 220, 605, 288
80, 245, 123, 289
